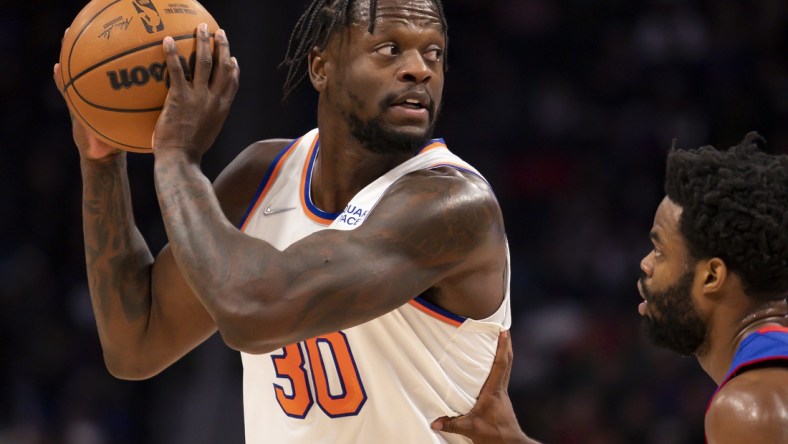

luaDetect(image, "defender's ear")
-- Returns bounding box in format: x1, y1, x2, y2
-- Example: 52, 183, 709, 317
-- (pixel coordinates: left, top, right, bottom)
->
309, 47, 327, 92
701, 257, 728, 296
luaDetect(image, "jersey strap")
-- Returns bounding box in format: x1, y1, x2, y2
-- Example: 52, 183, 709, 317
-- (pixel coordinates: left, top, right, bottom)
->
238, 137, 302, 230
706, 328, 788, 414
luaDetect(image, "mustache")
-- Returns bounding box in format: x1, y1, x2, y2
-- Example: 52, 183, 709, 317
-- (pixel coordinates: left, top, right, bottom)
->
378, 90, 437, 118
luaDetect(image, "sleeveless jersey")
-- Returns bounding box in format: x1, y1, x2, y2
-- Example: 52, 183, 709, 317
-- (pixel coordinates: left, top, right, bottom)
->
705, 326, 788, 442
238, 129, 511, 443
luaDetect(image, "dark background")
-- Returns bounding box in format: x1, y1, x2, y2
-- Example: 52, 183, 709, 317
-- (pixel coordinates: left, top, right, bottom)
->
1, 0, 786, 443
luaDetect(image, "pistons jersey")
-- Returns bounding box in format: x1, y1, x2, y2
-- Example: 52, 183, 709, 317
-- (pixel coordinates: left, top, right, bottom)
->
238, 129, 511, 443
705, 326, 788, 443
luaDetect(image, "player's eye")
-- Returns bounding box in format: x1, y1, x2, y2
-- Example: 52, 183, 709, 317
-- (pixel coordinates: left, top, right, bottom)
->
375, 44, 398, 56
424, 46, 443, 62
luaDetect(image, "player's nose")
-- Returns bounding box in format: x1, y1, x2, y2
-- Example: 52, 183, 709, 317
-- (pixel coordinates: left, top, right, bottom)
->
397, 50, 432, 84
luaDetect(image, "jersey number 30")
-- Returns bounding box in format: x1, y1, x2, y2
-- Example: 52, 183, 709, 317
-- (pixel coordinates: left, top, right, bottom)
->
271, 331, 367, 418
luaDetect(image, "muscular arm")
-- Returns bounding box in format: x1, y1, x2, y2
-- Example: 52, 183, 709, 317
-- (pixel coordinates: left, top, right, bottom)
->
64, 27, 270, 379
80, 154, 214, 379
80, 140, 286, 379
705, 369, 788, 443
153, 150, 506, 354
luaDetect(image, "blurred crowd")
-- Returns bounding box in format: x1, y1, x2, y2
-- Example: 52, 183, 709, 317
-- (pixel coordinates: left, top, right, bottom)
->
1, 0, 785, 443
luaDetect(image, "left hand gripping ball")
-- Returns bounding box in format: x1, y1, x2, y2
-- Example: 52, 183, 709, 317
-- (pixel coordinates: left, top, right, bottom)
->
59, 0, 219, 152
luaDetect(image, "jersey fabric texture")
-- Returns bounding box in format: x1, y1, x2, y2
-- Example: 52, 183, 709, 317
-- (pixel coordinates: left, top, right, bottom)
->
705, 326, 788, 442
238, 129, 512, 443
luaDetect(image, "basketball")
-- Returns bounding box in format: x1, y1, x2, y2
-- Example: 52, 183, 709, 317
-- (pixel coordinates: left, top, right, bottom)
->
59, 0, 219, 152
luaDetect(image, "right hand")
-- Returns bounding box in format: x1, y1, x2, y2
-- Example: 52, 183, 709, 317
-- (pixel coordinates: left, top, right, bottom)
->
53, 30, 123, 161
151, 24, 239, 161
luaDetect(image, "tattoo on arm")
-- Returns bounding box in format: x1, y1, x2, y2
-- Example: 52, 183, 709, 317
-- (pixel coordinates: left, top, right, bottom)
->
81, 155, 152, 324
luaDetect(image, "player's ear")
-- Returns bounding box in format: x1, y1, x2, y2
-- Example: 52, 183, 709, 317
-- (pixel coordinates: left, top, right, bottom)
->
309, 47, 328, 92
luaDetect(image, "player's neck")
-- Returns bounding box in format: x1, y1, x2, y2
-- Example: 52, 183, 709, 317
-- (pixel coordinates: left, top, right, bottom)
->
698, 301, 788, 384
311, 127, 413, 213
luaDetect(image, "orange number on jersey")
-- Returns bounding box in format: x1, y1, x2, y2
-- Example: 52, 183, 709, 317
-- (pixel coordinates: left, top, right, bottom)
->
271, 344, 313, 418
271, 332, 367, 418
305, 332, 367, 417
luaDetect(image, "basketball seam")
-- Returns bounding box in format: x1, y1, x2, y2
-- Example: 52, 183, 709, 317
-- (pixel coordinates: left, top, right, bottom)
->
64, 0, 122, 88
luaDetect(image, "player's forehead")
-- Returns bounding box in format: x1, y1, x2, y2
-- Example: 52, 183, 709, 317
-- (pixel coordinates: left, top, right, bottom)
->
651, 197, 685, 246
352, 0, 443, 29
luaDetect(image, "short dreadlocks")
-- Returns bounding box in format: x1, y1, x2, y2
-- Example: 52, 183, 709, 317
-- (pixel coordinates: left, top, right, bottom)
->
665, 132, 788, 302
280, 0, 448, 100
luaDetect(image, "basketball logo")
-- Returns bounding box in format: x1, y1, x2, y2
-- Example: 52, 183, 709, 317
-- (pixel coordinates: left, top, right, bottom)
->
132, 0, 165, 33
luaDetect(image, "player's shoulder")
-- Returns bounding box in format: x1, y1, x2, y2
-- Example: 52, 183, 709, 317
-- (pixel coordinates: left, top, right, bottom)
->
371, 165, 504, 243
222, 138, 294, 177
390, 166, 498, 210
213, 138, 294, 225
705, 367, 788, 443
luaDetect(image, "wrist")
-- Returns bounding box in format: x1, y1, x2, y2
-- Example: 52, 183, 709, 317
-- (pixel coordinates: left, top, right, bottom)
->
80, 150, 126, 169
152, 146, 202, 165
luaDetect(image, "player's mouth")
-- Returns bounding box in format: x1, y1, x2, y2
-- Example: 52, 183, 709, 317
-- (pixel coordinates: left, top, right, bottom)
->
388, 91, 431, 122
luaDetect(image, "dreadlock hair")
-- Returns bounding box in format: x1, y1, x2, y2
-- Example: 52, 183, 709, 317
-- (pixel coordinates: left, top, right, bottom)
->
664, 131, 788, 302
280, 0, 448, 101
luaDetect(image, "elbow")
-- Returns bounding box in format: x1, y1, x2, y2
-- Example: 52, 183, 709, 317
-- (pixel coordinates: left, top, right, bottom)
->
102, 351, 165, 381
220, 333, 269, 354
215, 315, 285, 355
205, 287, 296, 354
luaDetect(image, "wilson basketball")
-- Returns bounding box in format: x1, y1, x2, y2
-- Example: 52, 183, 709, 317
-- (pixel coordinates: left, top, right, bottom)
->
59, 0, 219, 152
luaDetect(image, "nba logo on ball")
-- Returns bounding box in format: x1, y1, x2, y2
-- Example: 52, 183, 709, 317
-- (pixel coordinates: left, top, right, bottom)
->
132, 0, 166, 34
59, 0, 218, 152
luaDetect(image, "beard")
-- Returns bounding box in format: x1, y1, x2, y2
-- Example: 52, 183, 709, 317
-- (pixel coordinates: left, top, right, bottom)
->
639, 269, 710, 357
346, 92, 438, 155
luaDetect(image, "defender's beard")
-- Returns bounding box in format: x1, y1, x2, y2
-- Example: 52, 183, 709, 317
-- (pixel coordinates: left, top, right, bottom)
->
640, 270, 710, 357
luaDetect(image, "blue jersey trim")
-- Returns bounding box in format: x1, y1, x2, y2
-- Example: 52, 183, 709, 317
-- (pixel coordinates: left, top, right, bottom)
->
303, 140, 342, 221
237, 139, 298, 229
725, 330, 788, 381
412, 296, 467, 324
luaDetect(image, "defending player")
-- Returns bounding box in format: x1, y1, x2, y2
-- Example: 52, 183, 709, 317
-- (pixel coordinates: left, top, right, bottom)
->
436, 133, 788, 443
55, 0, 511, 442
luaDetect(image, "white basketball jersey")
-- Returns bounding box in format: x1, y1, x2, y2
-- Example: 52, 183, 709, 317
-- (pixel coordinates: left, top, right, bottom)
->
239, 129, 511, 443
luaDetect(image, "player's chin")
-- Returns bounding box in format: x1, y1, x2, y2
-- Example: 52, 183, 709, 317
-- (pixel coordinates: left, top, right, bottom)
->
390, 114, 437, 134
391, 124, 432, 140
385, 109, 434, 131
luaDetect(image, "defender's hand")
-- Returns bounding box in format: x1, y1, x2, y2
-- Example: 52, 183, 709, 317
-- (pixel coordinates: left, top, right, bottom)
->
431, 331, 534, 444
152, 24, 239, 161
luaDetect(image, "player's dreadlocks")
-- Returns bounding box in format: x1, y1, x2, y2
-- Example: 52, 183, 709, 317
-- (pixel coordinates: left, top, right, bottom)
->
280, 0, 448, 100
664, 132, 788, 302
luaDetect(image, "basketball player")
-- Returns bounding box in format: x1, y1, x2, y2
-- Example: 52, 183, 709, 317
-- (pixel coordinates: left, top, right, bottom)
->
54, 0, 512, 442
436, 133, 788, 443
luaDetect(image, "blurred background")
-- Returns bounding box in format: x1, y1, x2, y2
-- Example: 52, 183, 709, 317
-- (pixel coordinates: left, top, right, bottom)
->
1, 0, 786, 442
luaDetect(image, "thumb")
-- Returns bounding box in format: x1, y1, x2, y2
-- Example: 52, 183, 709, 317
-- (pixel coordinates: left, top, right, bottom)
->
431, 414, 475, 436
